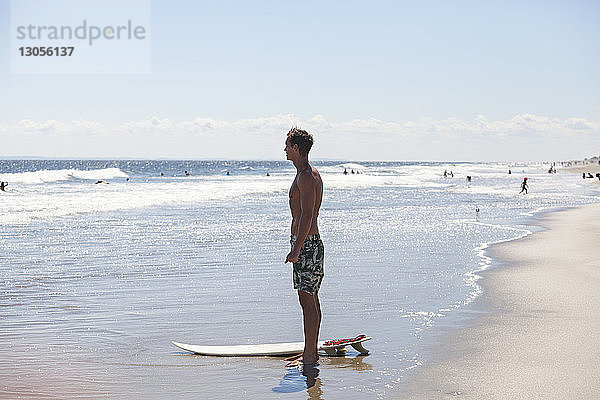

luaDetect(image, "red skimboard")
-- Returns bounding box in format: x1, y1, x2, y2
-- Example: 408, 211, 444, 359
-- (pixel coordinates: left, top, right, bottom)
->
319, 334, 371, 356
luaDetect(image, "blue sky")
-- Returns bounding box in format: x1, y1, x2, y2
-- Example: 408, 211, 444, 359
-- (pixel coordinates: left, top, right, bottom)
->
0, 0, 599, 160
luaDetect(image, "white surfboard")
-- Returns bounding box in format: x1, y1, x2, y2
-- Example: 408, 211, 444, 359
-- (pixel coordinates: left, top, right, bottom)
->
172, 335, 371, 357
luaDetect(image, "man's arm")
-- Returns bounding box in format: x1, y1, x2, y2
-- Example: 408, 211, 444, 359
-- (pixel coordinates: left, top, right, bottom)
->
286, 172, 316, 263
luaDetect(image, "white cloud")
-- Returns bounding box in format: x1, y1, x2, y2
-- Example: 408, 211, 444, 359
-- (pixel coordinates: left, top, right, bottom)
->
0, 114, 598, 160
71, 119, 104, 133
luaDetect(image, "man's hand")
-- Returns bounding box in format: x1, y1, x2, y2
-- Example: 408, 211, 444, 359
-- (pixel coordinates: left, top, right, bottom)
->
285, 248, 301, 264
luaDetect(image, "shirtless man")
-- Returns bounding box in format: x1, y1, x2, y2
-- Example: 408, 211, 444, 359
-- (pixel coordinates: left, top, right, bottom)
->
284, 127, 324, 366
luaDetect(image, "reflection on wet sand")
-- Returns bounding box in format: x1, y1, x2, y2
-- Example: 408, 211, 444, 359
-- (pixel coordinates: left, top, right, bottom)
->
303, 365, 323, 400
273, 365, 322, 399
272, 355, 372, 399
323, 354, 372, 371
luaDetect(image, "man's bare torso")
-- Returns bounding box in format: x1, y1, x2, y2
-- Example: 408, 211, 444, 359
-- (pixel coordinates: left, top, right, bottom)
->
289, 166, 323, 236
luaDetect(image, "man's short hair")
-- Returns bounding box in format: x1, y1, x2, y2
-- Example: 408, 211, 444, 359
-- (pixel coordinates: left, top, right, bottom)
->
286, 127, 313, 156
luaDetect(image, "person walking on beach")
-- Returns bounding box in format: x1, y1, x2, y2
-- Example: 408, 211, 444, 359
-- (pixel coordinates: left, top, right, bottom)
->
284, 127, 324, 367
519, 177, 528, 194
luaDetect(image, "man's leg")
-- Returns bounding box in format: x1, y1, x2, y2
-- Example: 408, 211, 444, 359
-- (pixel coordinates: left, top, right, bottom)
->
314, 292, 322, 343
298, 290, 321, 364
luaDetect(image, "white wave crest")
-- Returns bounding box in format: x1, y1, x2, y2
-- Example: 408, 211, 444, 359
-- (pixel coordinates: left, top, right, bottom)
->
0, 168, 129, 184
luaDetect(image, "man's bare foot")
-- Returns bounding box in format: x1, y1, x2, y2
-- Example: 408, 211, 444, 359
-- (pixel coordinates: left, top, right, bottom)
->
284, 353, 303, 362
285, 355, 319, 368
301, 354, 319, 366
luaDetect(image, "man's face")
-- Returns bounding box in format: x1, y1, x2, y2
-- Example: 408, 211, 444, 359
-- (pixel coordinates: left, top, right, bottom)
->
284, 139, 297, 160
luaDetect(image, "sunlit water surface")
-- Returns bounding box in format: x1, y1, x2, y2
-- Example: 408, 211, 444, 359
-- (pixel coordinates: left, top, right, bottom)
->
1, 160, 598, 399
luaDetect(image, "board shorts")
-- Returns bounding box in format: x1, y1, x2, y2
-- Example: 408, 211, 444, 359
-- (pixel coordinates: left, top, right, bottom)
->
290, 234, 324, 295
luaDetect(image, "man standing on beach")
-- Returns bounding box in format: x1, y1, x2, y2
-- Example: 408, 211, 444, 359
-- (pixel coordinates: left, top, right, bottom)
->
284, 127, 324, 367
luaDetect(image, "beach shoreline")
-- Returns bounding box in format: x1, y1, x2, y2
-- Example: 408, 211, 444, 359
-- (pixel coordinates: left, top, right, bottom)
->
2, 160, 598, 399
399, 202, 600, 399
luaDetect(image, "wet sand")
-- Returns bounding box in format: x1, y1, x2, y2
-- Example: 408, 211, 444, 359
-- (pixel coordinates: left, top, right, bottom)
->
400, 203, 600, 399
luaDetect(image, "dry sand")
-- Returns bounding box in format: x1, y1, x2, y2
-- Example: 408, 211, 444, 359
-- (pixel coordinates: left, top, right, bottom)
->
563, 163, 600, 175
399, 203, 600, 399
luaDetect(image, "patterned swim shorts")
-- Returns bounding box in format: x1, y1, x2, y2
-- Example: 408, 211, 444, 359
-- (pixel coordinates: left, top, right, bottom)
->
290, 234, 324, 295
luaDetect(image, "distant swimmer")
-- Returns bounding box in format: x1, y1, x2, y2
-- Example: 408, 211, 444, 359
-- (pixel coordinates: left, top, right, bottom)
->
450, 171, 454, 178
126, 178, 130, 182
95, 180, 109, 184
519, 177, 528, 194
466, 176, 472, 182
0, 181, 7, 191
587, 173, 594, 178
343, 168, 348, 175
351, 169, 355, 174
226, 171, 230, 176
160, 172, 164, 176
508, 169, 511, 174
185, 171, 190, 176
266, 173, 270, 177
443, 170, 448, 178
476, 207, 480, 213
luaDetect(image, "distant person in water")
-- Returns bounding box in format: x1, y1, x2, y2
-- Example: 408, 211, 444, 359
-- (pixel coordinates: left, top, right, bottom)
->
185, 171, 190, 176
95, 180, 109, 184
226, 171, 230, 176
450, 171, 454, 178
466, 176, 472, 182
519, 177, 528, 194
343, 168, 348, 175
0, 181, 7, 191
443, 170, 448, 178
508, 170, 512, 174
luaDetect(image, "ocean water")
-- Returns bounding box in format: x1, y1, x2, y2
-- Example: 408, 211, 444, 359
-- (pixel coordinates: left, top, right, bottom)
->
0, 160, 598, 399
